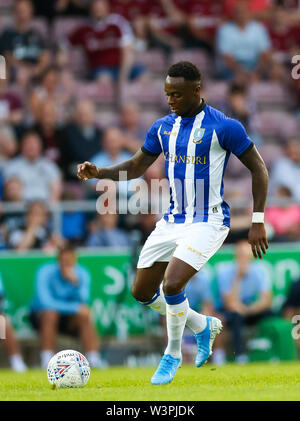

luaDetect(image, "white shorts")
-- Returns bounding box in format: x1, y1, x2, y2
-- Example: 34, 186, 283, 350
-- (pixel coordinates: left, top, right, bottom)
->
137, 218, 229, 272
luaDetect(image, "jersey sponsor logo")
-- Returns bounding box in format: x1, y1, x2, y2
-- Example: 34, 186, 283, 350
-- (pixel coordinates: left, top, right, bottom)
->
164, 152, 206, 165
192, 128, 205, 144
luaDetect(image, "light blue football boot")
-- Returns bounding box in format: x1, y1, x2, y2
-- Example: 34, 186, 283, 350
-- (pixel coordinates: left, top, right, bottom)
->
194, 316, 223, 367
151, 354, 182, 385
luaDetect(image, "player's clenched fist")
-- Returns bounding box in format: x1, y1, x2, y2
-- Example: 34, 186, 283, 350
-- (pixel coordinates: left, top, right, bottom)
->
77, 161, 99, 181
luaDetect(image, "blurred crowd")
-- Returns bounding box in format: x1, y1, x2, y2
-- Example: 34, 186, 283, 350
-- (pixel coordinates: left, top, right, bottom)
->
0, 0, 299, 251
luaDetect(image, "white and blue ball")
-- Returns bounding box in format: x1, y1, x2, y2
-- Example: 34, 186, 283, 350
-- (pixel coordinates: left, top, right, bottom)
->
47, 350, 90, 388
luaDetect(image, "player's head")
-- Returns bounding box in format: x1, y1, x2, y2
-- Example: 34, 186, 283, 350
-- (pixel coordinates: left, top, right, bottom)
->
165, 61, 202, 117
58, 243, 77, 268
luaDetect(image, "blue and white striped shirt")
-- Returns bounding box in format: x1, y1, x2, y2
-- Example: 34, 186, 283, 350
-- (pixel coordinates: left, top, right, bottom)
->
142, 101, 253, 227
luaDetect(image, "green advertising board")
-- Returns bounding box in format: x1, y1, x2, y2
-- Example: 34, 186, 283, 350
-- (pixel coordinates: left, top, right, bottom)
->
0, 243, 299, 339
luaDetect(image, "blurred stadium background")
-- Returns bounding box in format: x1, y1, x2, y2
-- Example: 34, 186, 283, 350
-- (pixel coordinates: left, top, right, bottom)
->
0, 0, 300, 371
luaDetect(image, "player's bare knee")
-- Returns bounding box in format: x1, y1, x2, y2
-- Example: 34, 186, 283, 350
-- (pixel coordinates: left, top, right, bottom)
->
163, 278, 183, 296
131, 284, 152, 303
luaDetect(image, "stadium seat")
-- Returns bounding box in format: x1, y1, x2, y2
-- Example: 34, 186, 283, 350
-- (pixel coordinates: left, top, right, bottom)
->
226, 154, 249, 178
258, 144, 284, 170
52, 17, 90, 41
0, 13, 13, 33
68, 48, 88, 78
121, 80, 165, 106
76, 81, 115, 105
94, 109, 119, 128
136, 50, 167, 75
0, 0, 14, 9
249, 82, 295, 110
252, 111, 300, 142
31, 18, 49, 39
139, 110, 162, 128
202, 80, 229, 105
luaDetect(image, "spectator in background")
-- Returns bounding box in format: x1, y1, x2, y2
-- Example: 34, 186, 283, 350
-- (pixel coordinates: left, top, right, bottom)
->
110, 0, 149, 51
224, 0, 272, 21
0, 125, 18, 177
215, 240, 272, 364
267, 5, 300, 64
31, 99, 62, 163
0, 0, 51, 85
89, 126, 132, 197
216, 0, 272, 80
0, 70, 24, 129
30, 244, 104, 369
1, 178, 24, 247
119, 103, 147, 154
147, 0, 185, 53
4, 131, 62, 202
86, 213, 131, 247
68, 0, 145, 84
221, 82, 262, 145
179, 0, 225, 54
0, 273, 27, 372
5, 200, 61, 251
270, 139, 300, 203
265, 186, 300, 242
59, 100, 102, 182
29, 66, 73, 125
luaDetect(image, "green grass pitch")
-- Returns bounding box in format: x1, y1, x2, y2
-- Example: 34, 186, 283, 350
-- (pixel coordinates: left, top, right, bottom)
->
1, 362, 300, 401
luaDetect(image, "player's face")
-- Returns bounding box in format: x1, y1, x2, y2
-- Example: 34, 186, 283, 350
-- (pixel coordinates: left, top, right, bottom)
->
164, 76, 201, 117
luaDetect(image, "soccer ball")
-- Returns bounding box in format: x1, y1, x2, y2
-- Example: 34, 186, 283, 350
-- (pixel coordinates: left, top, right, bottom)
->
47, 349, 90, 388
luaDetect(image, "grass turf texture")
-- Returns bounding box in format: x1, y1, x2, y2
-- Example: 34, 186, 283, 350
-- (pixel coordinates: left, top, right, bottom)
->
0, 362, 300, 401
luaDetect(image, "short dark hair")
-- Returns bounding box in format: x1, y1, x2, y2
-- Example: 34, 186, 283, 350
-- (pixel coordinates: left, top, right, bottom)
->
167, 61, 201, 82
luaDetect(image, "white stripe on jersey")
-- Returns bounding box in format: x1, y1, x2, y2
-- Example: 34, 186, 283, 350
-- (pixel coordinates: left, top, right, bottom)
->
157, 124, 163, 150
184, 111, 205, 223
167, 116, 181, 223
207, 130, 227, 224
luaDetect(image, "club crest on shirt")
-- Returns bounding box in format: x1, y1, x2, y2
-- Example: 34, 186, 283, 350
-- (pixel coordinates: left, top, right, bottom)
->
192, 128, 205, 144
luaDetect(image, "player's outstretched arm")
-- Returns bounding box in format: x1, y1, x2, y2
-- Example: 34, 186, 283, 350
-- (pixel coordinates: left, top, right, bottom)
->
77, 148, 159, 182
238, 145, 269, 260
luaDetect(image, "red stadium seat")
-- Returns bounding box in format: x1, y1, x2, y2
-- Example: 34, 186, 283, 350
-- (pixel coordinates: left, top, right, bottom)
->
94, 109, 119, 128
121, 80, 165, 106
253, 111, 300, 141
31, 18, 49, 39
258, 144, 284, 170
0, 13, 13, 34
249, 82, 295, 109
202, 80, 229, 105
68, 48, 88, 78
0, 0, 14, 8
76, 81, 115, 105
140, 110, 162, 128
137, 50, 167, 74
52, 17, 90, 41
226, 153, 249, 178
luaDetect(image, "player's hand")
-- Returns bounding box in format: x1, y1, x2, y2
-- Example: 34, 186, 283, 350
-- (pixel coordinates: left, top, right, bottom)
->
77, 161, 100, 181
248, 223, 269, 260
